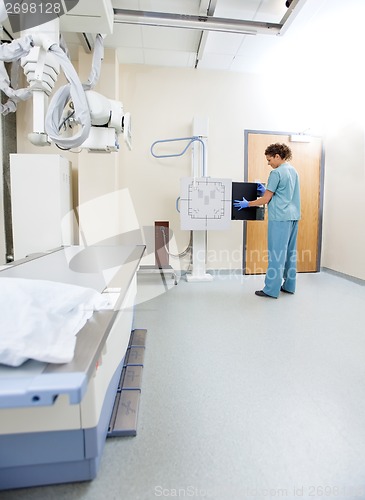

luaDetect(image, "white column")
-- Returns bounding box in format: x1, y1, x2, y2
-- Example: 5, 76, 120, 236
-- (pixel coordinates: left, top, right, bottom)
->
186, 115, 213, 282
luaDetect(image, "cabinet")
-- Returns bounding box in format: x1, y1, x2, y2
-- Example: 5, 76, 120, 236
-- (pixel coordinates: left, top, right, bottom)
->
10, 154, 73, 260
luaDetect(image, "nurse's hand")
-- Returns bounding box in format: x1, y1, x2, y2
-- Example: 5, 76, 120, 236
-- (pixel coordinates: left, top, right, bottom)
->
257, 183, 266, 196
234, 198, 249, 210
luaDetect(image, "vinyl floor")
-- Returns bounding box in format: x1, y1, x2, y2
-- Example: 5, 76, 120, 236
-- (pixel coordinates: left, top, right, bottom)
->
2, 270, 365, 500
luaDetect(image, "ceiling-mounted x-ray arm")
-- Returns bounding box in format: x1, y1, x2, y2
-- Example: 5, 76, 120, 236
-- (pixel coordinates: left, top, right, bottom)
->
42, 39, 91, 148
0, 35, 35, 114
45, 33, 105, 149
0, 29, 108, 149
83, 33, 104, 91
16, 17, 93, 148
0, 3, 130, 152
0, 20, 90, 147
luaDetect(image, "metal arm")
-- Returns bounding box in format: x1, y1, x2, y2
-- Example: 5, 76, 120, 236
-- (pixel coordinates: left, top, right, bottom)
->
150, 136, 207, 176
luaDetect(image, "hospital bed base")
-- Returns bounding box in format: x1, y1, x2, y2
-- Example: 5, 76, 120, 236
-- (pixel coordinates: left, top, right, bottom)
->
0, 350, 124, 490
108, 329, 147, 437
0, 329, 148, 490
0, 245, 146, 491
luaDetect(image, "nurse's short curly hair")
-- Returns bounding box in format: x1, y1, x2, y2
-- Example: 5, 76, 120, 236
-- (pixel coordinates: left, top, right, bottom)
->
265, 143, 292, 161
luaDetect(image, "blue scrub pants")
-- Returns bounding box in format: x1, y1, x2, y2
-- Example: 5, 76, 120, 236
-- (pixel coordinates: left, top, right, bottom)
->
263, 220, 299, 298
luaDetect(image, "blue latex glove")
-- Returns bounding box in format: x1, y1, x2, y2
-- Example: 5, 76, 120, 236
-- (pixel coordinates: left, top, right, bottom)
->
257, 183, 266, 196
233, 197, 249, 210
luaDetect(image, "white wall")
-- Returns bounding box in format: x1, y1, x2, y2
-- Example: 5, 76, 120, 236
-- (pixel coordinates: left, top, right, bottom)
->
0, 116, 5, 265
322, 123, 365, 280
118, 66, 308, 271
117, 61, 365, 277
272, 0, 365, 280
117, 0, 365, 279
13, 0, 365, 279
315, 0, 365, 280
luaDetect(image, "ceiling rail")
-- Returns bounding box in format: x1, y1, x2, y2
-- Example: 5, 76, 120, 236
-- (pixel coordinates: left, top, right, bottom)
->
113, 9, 282, 36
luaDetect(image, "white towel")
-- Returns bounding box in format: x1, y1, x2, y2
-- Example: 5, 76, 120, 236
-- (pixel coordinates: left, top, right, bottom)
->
0, 277, 111, 367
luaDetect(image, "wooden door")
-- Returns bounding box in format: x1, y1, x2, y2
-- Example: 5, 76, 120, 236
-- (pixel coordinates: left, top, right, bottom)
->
244, 132, 323, 274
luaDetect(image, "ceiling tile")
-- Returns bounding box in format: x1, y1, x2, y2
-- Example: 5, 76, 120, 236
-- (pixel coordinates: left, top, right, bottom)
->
140, 0, 200, 14
232, 31, 288, 73
144, 49, 196, 67
214, 0, 287, 22
105, 24, 144, 48
214, 0, 263, 19
58, 0, 314, 74
112, 0, 201, 15
198, 53, 234, 71
142, 26, 200, 51
236, 33, 281, 57
202, 32, 244, 55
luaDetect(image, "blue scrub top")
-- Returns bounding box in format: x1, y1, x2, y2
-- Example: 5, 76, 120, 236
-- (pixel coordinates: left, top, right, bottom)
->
266, 162, 301, 221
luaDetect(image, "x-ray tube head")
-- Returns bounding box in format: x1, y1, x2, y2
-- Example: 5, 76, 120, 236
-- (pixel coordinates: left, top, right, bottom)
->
85, 90, 123, 133
85, 90, 113, 126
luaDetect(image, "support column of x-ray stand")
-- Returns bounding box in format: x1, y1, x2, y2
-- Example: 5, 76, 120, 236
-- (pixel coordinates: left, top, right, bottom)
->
186, 117, 213, 282
188, 230, 212, 282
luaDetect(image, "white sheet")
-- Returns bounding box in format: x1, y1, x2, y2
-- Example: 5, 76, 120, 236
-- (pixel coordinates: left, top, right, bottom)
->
0, 278, 111, 367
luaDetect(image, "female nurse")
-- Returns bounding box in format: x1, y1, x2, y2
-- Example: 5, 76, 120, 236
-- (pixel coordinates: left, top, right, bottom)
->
234, 143, 301, 299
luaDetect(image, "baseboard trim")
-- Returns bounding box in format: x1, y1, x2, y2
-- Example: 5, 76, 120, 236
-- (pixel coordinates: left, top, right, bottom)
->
321, 267, 365, 286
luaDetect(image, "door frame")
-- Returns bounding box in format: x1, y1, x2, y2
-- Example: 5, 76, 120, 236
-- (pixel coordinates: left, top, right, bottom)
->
242, 129, 326, 274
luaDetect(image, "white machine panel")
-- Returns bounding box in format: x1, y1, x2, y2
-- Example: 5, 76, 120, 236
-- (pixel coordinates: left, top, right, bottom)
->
60, 0, 114, 35
10, 154, 73, 260
180, 177, 232, 231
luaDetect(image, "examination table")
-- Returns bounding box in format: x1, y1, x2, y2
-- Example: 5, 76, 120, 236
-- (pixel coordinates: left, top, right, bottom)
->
0, 245, 145, 490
